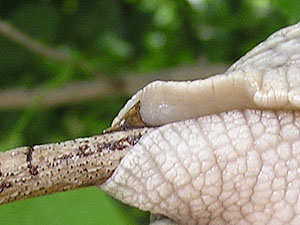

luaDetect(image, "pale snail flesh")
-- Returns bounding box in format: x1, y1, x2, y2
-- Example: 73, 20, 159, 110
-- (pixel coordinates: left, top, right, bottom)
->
100, 21, 300, 225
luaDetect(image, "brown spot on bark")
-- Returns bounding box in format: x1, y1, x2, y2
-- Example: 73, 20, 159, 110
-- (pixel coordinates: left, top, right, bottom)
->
28, 165, 39, 176
0, 182, 12, 193
25, 147, 39, 176
96, 133, 143, 152
109, 141, 126, 151
126, 134, 142, 145
78, 145, 89, 157
25, 147, 34, 162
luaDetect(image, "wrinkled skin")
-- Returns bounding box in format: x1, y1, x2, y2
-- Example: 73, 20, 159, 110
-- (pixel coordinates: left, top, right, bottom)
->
100, 21, 300, 225
101, 109, 300, 225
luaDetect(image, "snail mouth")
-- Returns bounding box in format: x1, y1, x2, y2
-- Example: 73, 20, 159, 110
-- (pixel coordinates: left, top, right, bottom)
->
105, 102, 155, 133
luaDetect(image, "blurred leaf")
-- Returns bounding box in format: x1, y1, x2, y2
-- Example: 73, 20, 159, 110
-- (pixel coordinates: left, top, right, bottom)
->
0, 35, 34, 82
63, 0, 79, 15
153, 1, 177, 27
248, 0, 271, 17
98, 33, 134, 59
0, 102, 38, 150
272, 0, 300, 24
138, 0, 161, 12
10, 2, 59, 42
144, 31, 166, 50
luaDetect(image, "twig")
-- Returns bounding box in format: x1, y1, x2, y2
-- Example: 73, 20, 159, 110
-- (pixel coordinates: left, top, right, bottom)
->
0, 19, 114, 83
0, 62, 228, 110
0, 127, 151, 205
0, 80, 118, 109
0, 18, 228, 208
0, 19, 228, 110
0, 19, 229, 110
0, 20, 68, 63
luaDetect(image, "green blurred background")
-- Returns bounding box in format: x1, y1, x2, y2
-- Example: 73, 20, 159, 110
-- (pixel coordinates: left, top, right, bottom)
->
0, 0, 299, 224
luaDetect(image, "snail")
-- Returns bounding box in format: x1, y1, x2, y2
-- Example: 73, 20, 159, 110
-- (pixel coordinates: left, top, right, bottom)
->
1, 21, 300, 225
101, 21, 300, 225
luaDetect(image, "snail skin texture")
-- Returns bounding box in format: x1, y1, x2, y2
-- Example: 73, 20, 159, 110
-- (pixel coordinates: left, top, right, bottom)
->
100, 21, 300, 225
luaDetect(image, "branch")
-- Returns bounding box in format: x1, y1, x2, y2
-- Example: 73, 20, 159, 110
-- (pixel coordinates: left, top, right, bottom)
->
0, 61, 228, 110
0, 19, 114, 82
0, 19, 228, 206
0, 80, 118, 109
0, 19, 229, 110
0, 20, 68, 63
0, 127, 151, 205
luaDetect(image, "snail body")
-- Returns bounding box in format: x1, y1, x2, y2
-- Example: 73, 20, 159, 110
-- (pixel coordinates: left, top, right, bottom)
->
101, 22, 300, 225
